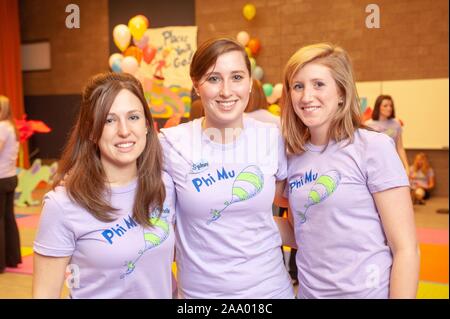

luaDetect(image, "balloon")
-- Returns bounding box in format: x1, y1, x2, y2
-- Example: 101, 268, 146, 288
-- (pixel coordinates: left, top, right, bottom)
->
134, 35, 149, 50
111, 59, 122, 73
242, 3, 256, 21
124, 46, 143, 64
113, 24, 131, 52
121, 56, 139, 75
267, 104, 280, 116
249, 57, 256, 72
262, 83, 273, 97
253, 65, 263, 80
142, 45, 157, 64
135, 15, 149, 28
207, 165, 264, 224
244, 47, 252, 58
297, 170, 341, 223
128, 16, 147, 41
272, 83, 283, 99
236, 31, 250, 46
247, 38, 261, 56
108, 53, 123, 68
267, 94, 279, 104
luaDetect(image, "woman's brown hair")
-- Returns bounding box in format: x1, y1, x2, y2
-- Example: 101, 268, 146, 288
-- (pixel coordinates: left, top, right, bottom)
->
190, 37, 251, 86
281, 43, 363, 154
53, 72, 165, 226
371, 95, 396, 120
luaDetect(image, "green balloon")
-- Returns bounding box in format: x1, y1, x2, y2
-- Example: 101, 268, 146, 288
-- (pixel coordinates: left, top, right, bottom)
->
262, 83, 273, 97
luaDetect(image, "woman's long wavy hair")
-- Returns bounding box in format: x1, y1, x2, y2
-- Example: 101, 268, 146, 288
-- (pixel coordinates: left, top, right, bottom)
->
53, 72, 165, 226
281, 43, 363, 154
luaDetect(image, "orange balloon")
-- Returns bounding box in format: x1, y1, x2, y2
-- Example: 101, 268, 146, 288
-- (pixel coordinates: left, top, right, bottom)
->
247, 38, 261, 56
124, 46, 143, 64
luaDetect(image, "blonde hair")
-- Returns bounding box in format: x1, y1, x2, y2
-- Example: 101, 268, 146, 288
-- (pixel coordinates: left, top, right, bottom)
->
281, 43, 363, 154
412, 152, 430, 175
0, 95, 19, 141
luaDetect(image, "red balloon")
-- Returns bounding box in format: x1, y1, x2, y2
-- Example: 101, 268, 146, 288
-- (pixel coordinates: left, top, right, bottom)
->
143, 45, 157, 64
124, 46, 143, 64
247, 38, 261, 56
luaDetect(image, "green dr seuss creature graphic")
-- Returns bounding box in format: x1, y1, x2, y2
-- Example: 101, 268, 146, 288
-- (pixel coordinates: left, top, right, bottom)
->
207, 165, 264, 225
297, 170, 341, 223
121, 207, 170, 279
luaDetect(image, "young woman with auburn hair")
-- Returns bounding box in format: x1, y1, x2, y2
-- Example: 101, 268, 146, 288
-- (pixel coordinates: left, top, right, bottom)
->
159, 38, 294, 298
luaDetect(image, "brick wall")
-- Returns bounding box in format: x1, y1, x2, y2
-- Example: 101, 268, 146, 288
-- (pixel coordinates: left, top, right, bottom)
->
196, 0, 449, 84
20, 0, 109, 95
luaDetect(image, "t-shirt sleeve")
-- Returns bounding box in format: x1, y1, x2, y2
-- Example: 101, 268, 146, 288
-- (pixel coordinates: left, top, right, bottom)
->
275, 129, 288, 181
33, 192, 75, 257
0, 122, 9, 143
162, 171, 177, 224
365, 132, 410, 193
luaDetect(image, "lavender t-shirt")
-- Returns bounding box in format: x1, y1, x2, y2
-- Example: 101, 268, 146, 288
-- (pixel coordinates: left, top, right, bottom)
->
287, 129, 410, 299
0, 121, 19, 178
34, 173, 176, 299
365, 119, 402, 145
159, 117, 294, 299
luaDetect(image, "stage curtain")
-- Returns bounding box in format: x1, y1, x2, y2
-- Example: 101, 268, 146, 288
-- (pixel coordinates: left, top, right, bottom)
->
0, 0, 29, 167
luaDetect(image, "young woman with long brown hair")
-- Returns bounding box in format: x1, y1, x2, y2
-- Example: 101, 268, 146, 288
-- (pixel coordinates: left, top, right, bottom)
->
33, 73, 175, 298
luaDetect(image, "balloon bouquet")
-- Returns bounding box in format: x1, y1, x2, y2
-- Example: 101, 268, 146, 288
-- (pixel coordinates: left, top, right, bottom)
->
238, 4, 283, 116
109, 15, 190, 129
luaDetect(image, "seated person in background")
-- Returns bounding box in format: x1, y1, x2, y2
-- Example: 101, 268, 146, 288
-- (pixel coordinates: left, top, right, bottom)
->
409, 152, 435, 205
245, 79, 280, 128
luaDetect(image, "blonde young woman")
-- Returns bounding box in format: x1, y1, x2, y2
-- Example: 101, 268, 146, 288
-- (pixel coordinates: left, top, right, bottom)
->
280, 43, 419, 298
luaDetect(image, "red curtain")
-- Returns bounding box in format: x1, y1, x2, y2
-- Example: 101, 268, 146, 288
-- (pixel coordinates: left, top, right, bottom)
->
0, 0, 29, 167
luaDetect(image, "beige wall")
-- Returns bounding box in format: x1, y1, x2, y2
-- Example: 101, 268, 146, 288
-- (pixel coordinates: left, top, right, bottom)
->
196, 0, 449, 84
20, 0, 109, 95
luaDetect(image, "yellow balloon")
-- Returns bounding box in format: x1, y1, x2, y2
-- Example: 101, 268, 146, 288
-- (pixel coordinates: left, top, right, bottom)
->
268, 104, 280, 116
128, 16, 147, 41
245, 47, 252, 58
243, 4, 256, 21
113, 24, 131, 52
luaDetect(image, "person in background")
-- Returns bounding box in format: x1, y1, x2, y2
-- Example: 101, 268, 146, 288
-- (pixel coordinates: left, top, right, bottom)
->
409, 152, 435, 205
281, 43, 419, 298
159, 37, 294, 298
365, 95, 409, 174
245, 79, 280, 128
0, 95, 21, 273
33, 73, 176, 298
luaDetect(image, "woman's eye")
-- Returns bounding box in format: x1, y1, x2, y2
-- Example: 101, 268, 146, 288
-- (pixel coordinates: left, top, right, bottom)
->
315, 81, 325, 87
105, 118, 115, 124
129, 115, 140, 121
293, 83, 303, 90
207, 76, 220, 83
233, 74, 244, 81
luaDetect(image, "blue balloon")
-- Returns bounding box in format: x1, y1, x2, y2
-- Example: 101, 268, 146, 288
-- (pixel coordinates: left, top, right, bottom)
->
111, 59, 122, 72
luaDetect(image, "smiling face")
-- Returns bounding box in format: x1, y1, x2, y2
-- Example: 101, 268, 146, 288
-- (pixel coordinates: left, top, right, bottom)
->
98, 89, 148, 175
379, 98, 393, 120
290, 62, 342, 144
194, 50, 252, 130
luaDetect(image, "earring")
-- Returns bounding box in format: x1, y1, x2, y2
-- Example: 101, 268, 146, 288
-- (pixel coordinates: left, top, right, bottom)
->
338, 98, 344, 106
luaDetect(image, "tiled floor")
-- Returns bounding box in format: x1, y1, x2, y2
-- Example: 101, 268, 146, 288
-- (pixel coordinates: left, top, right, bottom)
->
0, 186, 448, 298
